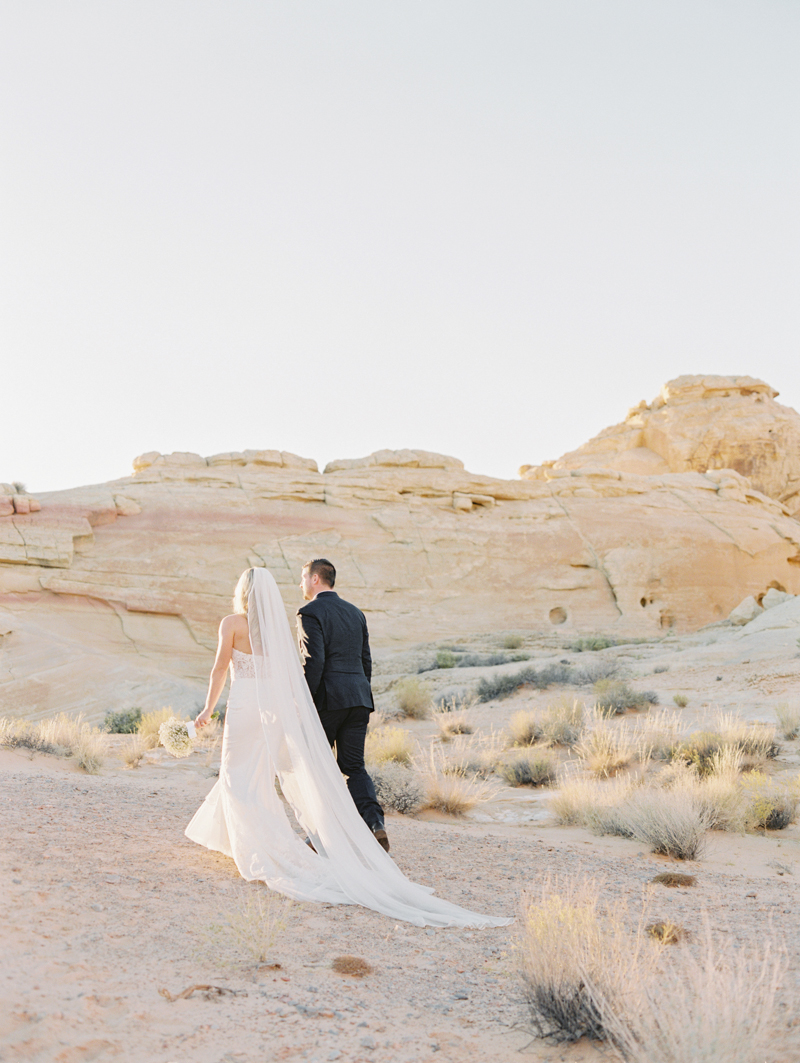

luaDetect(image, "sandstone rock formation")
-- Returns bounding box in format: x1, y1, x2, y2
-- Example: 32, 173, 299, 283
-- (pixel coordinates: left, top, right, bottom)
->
2, 380, 800, 722
520, 375, 800, 515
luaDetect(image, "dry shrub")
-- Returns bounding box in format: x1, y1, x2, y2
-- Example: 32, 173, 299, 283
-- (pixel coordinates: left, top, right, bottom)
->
576, 723, 641, 778
518, 880, 786, 1062
540, 698, 584, 747
441, 733, 501, 780
1, 713, 107, 773
550, 775, 635, 830
552, 775, 710, 858
619, 788, 711, 860
775, 703, 800, 740
593, 679, 657, 716
420, 748, 496, 815
638, 710, 680, 761
332, 955, 373, 977
197, 888, 296, 968
507, 710, 542, 747
645, 921, 686, 945
502, 634, 525, 649
365, 725, 413, 765
435, 691, 478, 713
517, 875, 653, 1043
138, 707, 177, 748
498, 749, 557, 787
740, 771, 800, 831
369, 762, 424, 814
122, 733, 147, 769
672, 694, 689, 708
435, 712, 474, 740
0, 717, 59, 754
607, 927, 786, 1063
394, 678, 432, 720
649, 872, 696, 888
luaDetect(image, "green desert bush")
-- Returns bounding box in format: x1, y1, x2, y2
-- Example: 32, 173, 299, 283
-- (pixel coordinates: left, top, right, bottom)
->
672, 694, 689, 708
435, 649, 458, 669
477, 663, 573, 702
394, 677, 432, 720
369, 762, 425, 814
775, 703, 800, 740
576, 658, 620, 684
103, 707, 143, 733
499, 750, 557, 787
593, 679, 658, 716
502, 634, 525, 649
568, 636, 617, 652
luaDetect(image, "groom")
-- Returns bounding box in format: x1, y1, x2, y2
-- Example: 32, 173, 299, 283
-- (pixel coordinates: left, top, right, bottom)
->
296, 558, 389, 852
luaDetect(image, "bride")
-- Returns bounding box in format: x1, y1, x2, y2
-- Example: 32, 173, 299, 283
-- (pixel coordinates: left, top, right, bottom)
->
185, 567, 510, 928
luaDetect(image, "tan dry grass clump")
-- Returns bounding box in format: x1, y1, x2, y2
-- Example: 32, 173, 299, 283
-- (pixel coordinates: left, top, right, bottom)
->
420, 748, 497, 815
435, 712, 474, 741
518, 879, 786, 1061
517, 875, 655, 1043
498, 748, 557, 787
365, 725, 413, 765
576, 722, 641, 778
196, 888, 296, 968
138, 707, 177, 749
539, 698, 584, 747
331, 955, 373, 977
645, 921, 686, 945
507, 710, 542, 747
607, 926, 786, 1063
0, 713, 107, 773
122, 733, 147, 769
775, 702, 800, 740
394, 677, 432, 720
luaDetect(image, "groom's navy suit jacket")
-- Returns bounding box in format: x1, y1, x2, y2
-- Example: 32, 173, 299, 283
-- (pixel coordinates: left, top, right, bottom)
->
296, 591, 374, 714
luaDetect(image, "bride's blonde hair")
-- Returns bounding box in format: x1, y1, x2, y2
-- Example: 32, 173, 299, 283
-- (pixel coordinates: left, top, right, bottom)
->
232, 568, 255, 615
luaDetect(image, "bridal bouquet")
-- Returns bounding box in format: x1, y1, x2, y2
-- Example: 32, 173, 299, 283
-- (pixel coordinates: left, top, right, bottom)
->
158, 717, 197, 758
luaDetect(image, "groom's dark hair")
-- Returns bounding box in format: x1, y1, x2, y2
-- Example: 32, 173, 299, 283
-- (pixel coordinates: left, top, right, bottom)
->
304, 558, 336, 588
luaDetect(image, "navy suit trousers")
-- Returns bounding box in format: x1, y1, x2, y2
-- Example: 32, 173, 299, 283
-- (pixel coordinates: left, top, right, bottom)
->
317, 706, 385, 832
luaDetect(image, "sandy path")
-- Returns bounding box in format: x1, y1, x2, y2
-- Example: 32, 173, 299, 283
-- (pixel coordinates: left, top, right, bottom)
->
3, 745, 800, 1063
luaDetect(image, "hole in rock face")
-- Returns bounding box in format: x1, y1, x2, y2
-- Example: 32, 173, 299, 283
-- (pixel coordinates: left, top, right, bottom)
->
549, 607, 567, 625
640, 597, 647, 607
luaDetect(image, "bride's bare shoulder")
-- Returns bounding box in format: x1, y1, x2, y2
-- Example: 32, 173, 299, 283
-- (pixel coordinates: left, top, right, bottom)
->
219, 613, 248, 633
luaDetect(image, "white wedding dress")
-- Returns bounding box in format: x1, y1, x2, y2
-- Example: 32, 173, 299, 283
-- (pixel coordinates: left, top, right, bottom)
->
185, 568, 510, 928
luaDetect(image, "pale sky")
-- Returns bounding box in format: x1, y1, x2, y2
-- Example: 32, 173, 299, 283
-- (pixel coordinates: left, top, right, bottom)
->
1, 1, 798, 493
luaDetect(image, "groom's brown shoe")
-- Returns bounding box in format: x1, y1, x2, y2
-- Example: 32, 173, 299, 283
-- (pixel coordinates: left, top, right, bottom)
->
372, 827, 390, 852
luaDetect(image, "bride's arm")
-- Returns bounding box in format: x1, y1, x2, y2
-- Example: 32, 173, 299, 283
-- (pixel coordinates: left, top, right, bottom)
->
196, 617, 235, 728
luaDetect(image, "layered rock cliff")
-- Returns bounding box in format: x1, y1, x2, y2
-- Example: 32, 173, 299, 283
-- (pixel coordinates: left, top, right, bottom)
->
2, 375, 799, 720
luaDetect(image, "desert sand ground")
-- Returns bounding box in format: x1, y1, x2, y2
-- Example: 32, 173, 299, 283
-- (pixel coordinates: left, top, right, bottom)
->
3, 619, 800, 1063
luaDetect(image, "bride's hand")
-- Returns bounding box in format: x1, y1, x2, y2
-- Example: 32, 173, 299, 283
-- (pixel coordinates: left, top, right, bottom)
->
195, 708, 213, 729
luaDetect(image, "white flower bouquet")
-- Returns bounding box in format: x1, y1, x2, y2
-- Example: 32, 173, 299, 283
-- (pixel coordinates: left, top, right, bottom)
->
158, 717, 197, 758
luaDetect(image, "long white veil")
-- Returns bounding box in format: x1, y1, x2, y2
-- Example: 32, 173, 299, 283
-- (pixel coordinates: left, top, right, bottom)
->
247, 568, 510, 928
